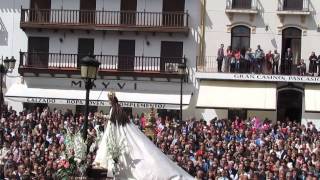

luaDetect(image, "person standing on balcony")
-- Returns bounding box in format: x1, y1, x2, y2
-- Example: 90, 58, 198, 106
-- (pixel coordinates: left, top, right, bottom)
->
225, 46, 233, 73
297, 59, 306, 76
230, 50, 236, 73
309, 52, 317, 76
217, 44, 225, 72
254, 45, 264, 74
284, 48, 293, 75
234, 49, 241, 73
272, 50, 280, 74
265, 50, 273, 74
317, 54, 320, 76
245, 48, 253, 73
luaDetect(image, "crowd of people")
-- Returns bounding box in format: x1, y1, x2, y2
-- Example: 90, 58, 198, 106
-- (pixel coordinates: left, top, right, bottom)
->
151, 116, 320, 180
216, 44, 320, 76
0, 105, 319, 179
0, 106, 104, 179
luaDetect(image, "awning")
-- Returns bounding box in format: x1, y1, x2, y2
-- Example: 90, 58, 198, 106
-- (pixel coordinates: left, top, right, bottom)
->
5, 83, 191, 110
197, 81, 277, 110
305, 85, 320, 112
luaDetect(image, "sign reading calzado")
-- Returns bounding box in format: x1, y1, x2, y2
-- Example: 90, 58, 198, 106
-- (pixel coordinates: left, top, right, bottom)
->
26, 97, 167, 109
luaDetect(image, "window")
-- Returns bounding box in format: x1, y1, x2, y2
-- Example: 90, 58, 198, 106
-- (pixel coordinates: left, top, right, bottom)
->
231, 25, 250, 55
232, 0, 252, 9
283, 0, 303, 11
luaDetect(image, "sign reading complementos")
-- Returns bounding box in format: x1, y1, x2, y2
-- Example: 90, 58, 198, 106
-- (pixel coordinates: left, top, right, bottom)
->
26, 97, 168, 109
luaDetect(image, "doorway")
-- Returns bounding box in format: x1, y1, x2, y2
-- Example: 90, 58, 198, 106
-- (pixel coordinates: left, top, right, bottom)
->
232, 0, 252, 9
277, 89, 303, 123
160, 41, 183, 72
120, 0, 137, 25
231, 25, 251, 56
80, 0, 96, 24
118, 40, 135, 71
30, 0, 51, 22
162, 0, 185, 26
283, 0, 303, 10
28, 37, 49, 67
78, 38, 94, 67
281, 27, 302, 73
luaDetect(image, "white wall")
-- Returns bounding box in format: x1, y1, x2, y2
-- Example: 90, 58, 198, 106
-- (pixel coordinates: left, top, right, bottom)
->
302, 112, 320, 129
0, 0, 29, 112
193, 108, 228, 121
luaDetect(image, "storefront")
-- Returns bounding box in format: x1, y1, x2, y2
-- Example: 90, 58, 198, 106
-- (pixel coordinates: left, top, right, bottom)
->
5, 77, 192, 117
196, 79, 320, 128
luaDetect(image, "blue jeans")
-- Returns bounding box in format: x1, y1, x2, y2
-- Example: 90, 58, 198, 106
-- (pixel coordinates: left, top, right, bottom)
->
235, 62, 240, 72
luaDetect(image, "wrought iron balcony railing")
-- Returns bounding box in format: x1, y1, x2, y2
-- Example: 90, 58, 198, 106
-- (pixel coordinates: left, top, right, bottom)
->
277, 0, 310, 11
19, 52, 187, 77
20, 9, 189, 33
226, 0, 257, 10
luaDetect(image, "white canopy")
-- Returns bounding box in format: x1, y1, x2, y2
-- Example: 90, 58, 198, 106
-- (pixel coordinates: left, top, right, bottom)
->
5, 83, 191, 110
197, 80, 277, 110
305, 85, 320, 112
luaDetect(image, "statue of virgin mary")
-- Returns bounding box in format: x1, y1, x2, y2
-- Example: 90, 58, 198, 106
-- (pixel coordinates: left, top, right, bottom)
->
93, 92, 193, 180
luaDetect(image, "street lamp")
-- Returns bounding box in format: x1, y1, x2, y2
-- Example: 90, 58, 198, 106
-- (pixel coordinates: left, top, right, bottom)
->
178, 63, 186, 123
80, 55, 100, 140
0, 56, 16, 118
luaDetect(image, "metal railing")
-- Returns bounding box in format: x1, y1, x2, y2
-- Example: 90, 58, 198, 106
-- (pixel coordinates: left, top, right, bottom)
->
20, 9, 189, 29
196, 56, 313, 76
277, 0, 310, 11
226, 0, 257, 10
20, 52, 186, 73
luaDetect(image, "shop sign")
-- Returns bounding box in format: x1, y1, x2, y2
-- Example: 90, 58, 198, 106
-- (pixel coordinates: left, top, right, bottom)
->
26, 97, 168, 109
71, 80, 137, 90
233, 74, 320, 84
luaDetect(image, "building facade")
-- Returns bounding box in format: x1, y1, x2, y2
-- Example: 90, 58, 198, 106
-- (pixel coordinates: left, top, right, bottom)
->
2, 0, 200, 119
1, 0, 320, 127
196, 0, 320, 127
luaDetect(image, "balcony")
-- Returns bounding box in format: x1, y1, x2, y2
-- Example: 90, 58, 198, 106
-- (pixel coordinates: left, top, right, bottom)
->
196, 56, 320, 84
19, 52, 186, 79
277, 0, 310, 23
225, 0, 258, 21
20, 9, 189, 34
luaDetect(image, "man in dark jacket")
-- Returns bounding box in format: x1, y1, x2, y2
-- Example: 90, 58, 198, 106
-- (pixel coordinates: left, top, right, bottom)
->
284, 48, 293, 75
217, 44, 225, 72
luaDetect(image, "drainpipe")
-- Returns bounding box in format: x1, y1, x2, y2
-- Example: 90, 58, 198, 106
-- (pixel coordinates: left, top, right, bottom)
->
198, 0, 206, 68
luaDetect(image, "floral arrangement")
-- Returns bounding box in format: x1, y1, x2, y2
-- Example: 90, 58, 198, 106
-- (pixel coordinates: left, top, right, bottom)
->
56, 128, 88, 179
146, 107, 157, 127
105, 122, 127, 176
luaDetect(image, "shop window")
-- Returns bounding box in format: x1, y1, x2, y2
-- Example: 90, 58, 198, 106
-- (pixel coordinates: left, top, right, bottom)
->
76, 105, 98, 116
228, 109, 247, 120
